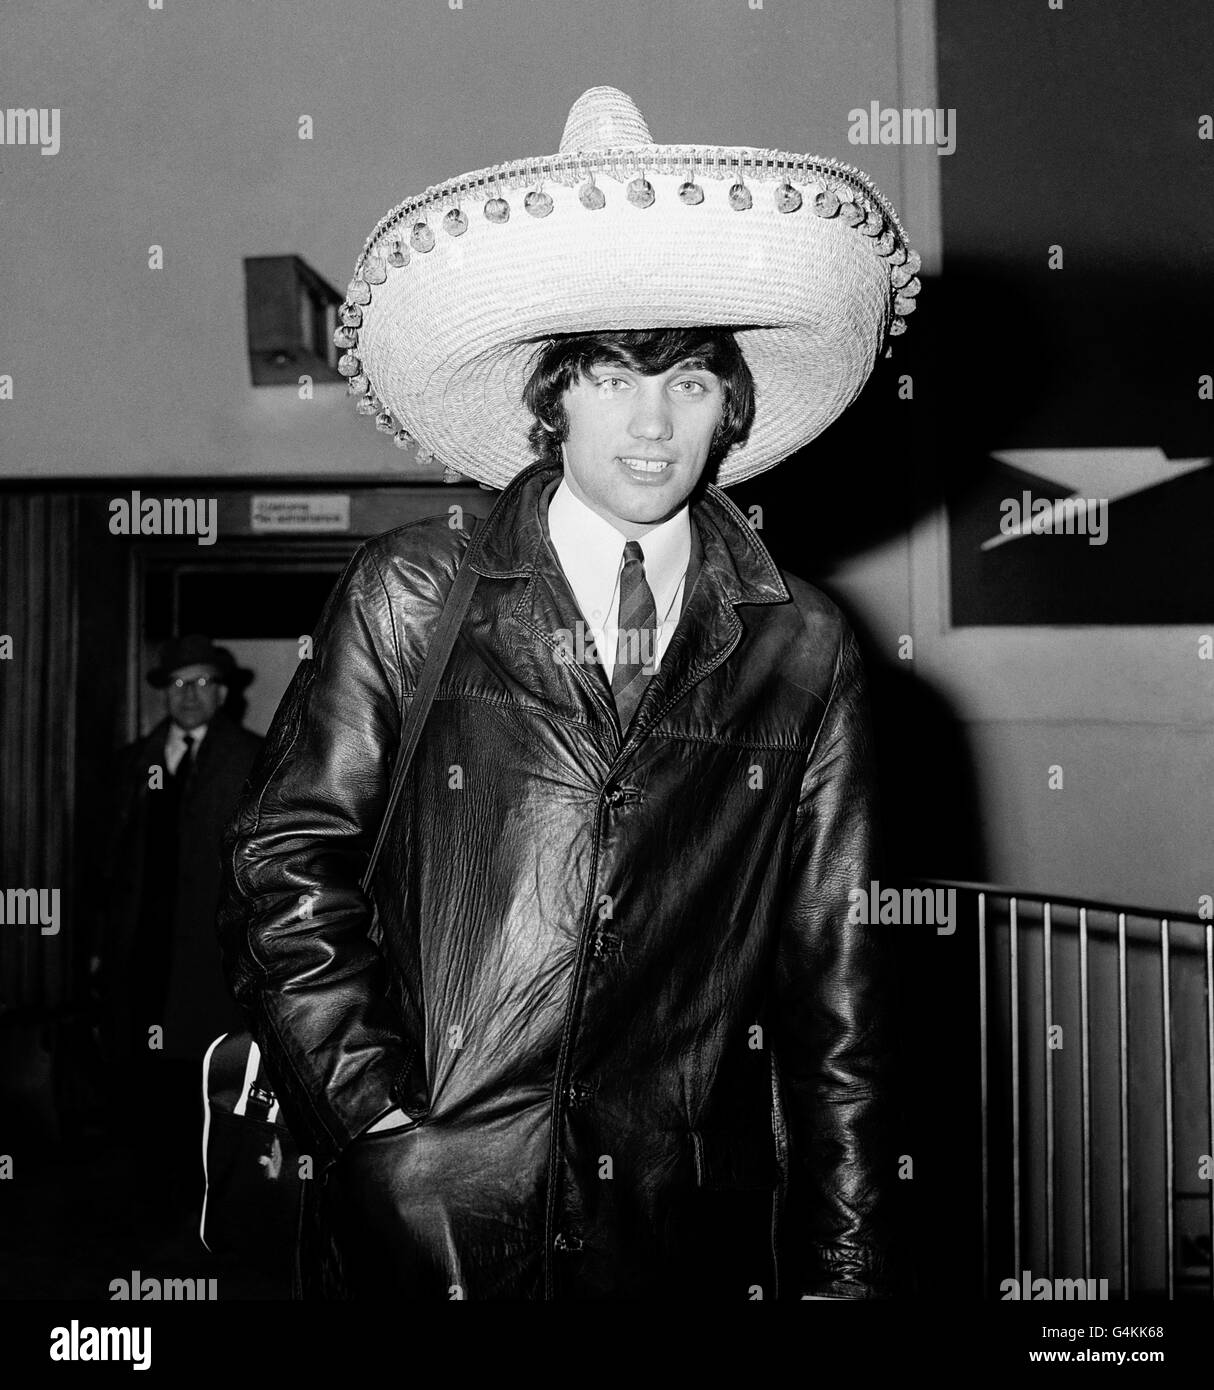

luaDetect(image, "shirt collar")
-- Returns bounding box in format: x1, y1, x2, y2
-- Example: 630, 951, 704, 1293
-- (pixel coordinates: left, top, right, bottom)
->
168, 720, 209, 752
469, 461, 792, 608
547, 477, 691, 624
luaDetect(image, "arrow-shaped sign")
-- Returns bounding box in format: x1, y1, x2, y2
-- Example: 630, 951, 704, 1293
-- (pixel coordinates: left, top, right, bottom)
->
980, 448, 1211, 551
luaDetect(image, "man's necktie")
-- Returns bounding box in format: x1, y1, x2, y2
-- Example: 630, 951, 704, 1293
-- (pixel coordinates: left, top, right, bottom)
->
178, 733, 197, 799
611, 540, 658, 732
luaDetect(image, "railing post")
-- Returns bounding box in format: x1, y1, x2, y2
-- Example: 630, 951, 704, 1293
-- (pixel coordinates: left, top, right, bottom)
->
1118, 911, 1131, 1297
1044, 900, 1055, 1279
1079, 906, 1092, 1280
1207, 923, 1214, 1301
1010, 897, 1021, 1281
978, 891, 989, 1295
1160, 919, 1174, 1300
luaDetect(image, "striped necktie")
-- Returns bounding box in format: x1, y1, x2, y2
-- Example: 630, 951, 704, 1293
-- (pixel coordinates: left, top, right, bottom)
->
611, 540, 658, 732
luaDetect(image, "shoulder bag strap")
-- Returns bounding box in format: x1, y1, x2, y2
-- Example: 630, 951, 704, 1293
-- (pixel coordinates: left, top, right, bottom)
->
360, 520, 481, 893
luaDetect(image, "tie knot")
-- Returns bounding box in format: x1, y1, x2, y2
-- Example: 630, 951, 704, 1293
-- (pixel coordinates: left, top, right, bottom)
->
622, 540, 645, 565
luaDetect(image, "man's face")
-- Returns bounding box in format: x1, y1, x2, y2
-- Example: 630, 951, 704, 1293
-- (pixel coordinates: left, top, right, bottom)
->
558, 357, 725, 537
165, 662, 226, 731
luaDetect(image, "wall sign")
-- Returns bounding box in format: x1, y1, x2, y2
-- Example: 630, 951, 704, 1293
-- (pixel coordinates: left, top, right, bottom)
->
250, 495, 351, 533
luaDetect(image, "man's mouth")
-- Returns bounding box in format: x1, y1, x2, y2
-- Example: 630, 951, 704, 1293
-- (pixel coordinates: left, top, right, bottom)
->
618, 456, 673, 475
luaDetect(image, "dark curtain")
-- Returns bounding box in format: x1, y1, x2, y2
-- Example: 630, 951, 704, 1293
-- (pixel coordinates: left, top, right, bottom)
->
0, 494, 78, 1012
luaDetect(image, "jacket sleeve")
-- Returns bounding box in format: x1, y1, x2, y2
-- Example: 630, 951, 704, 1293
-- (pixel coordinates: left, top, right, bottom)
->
217, 540, 423, 1167
770, 622, 897, 1299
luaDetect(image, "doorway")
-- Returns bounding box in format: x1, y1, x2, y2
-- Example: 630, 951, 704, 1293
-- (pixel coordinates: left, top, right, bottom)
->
137, 543, 351, 737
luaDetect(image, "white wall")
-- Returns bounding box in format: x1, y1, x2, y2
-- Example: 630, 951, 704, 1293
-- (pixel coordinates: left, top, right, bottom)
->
1, 0, 907, 480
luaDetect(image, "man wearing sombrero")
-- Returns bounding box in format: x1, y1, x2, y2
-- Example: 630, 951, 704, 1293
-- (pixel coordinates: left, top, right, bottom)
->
221, 87, 920, 1300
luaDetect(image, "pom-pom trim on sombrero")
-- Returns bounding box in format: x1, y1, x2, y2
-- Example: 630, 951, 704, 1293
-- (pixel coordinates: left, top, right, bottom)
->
354, 146, 913, 261
336, 86, 922, 489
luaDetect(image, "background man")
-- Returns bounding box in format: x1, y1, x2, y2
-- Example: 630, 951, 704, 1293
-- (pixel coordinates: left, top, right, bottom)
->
99, 634, 262, 1224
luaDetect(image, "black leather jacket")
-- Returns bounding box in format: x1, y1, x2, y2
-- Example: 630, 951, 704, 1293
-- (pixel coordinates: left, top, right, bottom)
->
218, 460, 895, 1300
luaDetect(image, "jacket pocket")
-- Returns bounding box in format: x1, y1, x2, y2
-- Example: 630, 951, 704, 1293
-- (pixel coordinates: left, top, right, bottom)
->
691, 1127, 781, 1191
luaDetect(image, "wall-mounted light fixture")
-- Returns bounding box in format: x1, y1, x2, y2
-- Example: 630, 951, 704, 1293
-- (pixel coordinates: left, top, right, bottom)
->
244, 255, 343, 385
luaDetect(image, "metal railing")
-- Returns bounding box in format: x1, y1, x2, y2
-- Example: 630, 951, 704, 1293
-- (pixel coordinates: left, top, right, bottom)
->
922, 881, 1212, 1300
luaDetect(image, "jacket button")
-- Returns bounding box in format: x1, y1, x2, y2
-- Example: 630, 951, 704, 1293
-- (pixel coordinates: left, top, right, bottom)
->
591, 928, 620, 960
553, 1232, 584, 1254
566, 1080, 595, 1107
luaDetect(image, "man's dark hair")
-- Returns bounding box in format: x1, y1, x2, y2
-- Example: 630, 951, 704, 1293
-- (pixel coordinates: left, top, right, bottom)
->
521, 328, 755, 471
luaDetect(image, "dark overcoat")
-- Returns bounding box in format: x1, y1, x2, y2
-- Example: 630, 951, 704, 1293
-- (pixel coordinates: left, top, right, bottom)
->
102, 710, 262, 1061
219, 460, 895, 1300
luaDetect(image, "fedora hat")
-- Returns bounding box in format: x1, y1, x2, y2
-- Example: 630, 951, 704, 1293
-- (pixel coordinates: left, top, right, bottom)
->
147, 635, 247, 689
337, 85, 921, 490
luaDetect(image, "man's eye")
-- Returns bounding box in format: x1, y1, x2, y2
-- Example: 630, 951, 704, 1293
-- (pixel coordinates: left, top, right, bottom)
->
594, 377, 630, 394
673, 380, 707, 395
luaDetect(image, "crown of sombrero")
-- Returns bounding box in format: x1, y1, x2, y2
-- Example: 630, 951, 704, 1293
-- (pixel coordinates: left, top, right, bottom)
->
336, 85, 921, 490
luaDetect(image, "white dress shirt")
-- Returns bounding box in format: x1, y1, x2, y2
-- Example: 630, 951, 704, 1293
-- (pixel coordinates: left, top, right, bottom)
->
546, 478, 691, 684
165, 720, 208, 774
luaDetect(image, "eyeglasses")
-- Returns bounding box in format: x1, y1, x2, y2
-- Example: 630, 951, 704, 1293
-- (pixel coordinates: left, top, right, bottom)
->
171, 676, 216, 691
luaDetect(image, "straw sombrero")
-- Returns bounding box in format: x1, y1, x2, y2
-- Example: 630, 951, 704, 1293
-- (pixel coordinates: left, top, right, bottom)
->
336, 85, 921, 489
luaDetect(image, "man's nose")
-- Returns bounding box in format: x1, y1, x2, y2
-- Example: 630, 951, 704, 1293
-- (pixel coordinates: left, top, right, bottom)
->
628, 386, 673, 440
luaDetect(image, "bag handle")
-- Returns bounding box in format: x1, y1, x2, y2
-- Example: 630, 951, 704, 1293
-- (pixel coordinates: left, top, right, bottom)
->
359, 520, 481, 894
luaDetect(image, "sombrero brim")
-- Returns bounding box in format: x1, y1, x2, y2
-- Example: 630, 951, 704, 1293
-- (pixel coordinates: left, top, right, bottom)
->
341, 141, 921, 489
